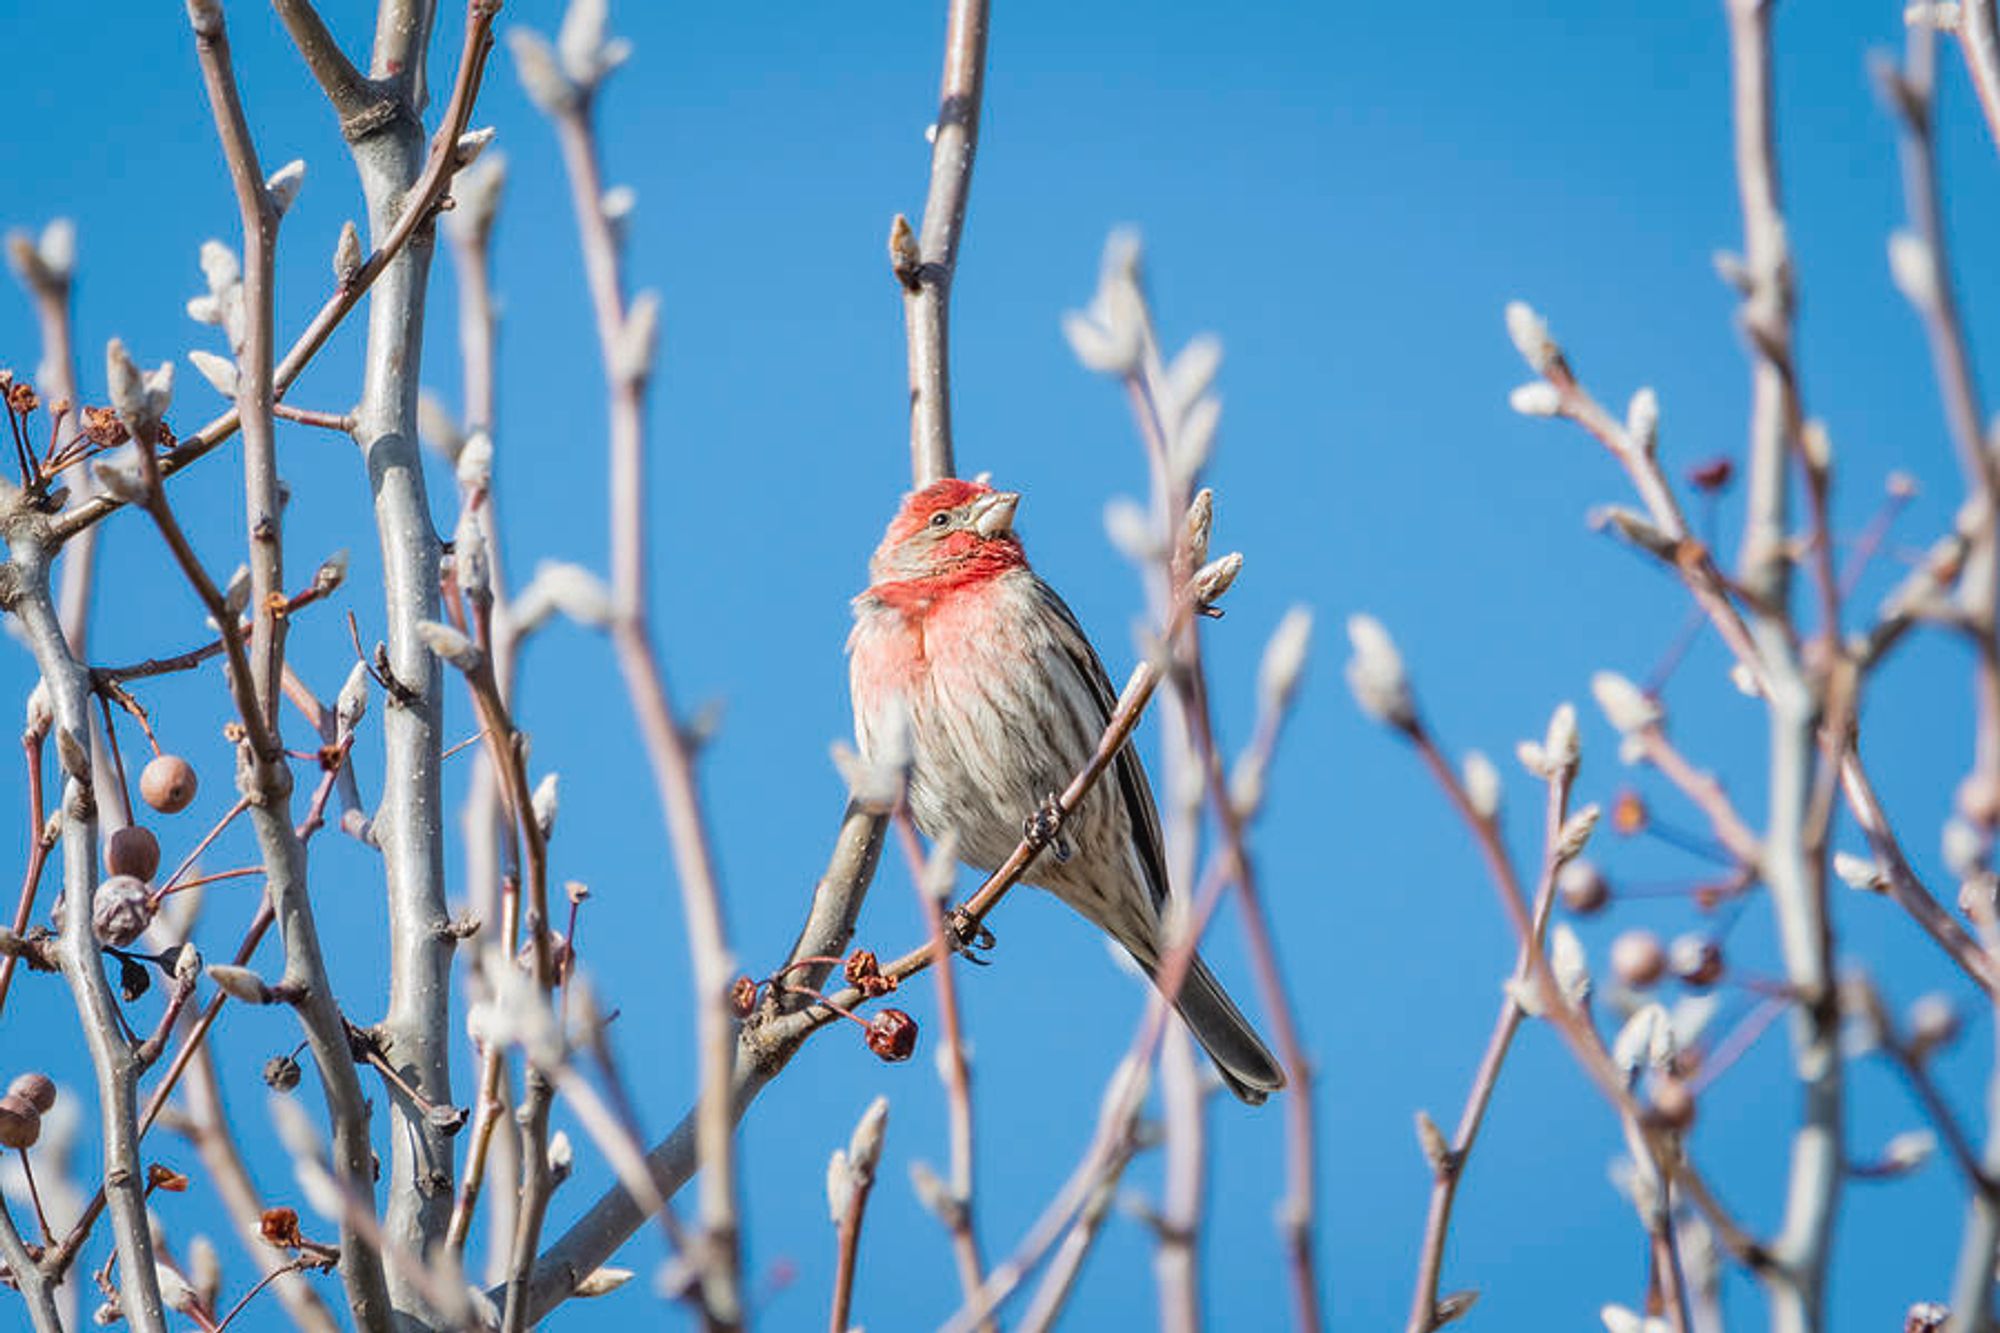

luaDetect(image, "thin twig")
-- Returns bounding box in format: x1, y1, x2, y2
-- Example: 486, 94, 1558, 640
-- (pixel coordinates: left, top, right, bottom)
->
899, 0, 991, 486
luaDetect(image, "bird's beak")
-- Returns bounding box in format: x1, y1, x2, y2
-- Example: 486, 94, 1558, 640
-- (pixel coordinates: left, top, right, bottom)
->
972, 490, 1019, 538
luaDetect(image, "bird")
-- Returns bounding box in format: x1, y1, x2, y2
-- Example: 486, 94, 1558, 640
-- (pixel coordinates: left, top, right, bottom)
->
847, 476, 1285, 1104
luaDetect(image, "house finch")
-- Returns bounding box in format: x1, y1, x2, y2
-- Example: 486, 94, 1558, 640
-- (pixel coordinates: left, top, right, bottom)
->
848, 478, 1285, 1104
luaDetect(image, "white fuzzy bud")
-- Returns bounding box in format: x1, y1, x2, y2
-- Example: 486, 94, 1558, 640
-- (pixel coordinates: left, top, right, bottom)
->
1944, 817, 1988, 881
1625, 388, 1659, 456
1834, 850, 1883, 892
1183, 488, 1214, 568
1258, 607, 1313, 714
508, 28, 577, 112
573, 1268, 633, 1299
185, 294, 224, 326
1504, 300, 1558, 373
265, 160, 306, 216
514, 561, 614, 632
1591, 671, 1660, 735
454, 127, 497, 167
1549, 923, 1590, 1005
1344, 614, 1414, 729
1102, 496, 1155, 562
612, 290, 661, 384
199, 239, 240, 295
418, 392, 464, 462
1612, 1004, 1668, 1074
1543, 702, 1579, 774
1414, 1109, 1451, 1173
35, 218, 74, 281
1061, 309, 1141, 375
532, 773, 560, 839
106, 337, 146, 426
455, 431, 493, 492
1166, 335, 1223, 417
333, 221, 364, 286
187, 349, 237, 399
90, 453, 151, 506
207, 963, 272, 1004
1508, 382, 1563, 417
416, 620, 484, 673
1169, 393, 1221, 483
1883, 1129, 1937, 1174
1190, 551, 1243, 605
1463, 750, 1501, 820
336, 660, 370, 734
1889, 230, 1939, 309
313, 548, 349, 596
1556, 804, 1601, 862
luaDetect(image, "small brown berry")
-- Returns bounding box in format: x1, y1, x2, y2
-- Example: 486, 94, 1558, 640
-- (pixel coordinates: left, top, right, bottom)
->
1644, 1075, 1697, 1131
140, 755, 198, 815
1556, 860, 1609, 916
260, 1206, 304, 1249
92, 875, 154, 948
1670, 934, 1724, 988
6, 1074, 54, 1114
865, 1008, 918, 1063
104, 826, 161, 881
728, 976, 758, 1017
1610, 929, 1668, 989
262, 1054, 302, 1093
0, 1093, 40, 1149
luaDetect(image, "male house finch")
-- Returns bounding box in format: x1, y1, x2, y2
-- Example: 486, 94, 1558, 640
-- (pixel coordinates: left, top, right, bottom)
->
848, 478, 1285, 1104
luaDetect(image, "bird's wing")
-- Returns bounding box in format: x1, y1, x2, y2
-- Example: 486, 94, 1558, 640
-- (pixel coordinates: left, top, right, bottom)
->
1031, 576, 1172, 914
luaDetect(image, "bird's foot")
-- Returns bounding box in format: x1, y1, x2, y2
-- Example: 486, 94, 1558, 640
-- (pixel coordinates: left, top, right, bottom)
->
945, 905, 996, 964
1024, 791, 1071, 862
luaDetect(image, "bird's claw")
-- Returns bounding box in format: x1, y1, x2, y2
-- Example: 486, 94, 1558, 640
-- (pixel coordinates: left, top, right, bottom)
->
946, 905, 996, 964
1024, 792, 1071, 863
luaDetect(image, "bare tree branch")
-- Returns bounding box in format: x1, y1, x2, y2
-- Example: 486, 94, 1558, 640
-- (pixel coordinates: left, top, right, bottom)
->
899, 0, 991, 486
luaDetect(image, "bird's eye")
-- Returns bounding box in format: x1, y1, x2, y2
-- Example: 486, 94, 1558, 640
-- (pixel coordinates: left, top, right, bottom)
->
928, 511, 952, 529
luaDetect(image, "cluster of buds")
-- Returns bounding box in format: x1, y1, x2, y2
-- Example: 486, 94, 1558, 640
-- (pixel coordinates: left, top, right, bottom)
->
0, 1072, 55, 1149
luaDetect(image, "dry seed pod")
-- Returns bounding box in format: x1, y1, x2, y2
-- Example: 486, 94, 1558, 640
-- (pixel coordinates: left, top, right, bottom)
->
104, 825, 161, 881
140, 755, 198, 814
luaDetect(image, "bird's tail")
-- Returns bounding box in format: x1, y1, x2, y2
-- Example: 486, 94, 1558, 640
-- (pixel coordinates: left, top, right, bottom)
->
1157, 955, 1287, 1106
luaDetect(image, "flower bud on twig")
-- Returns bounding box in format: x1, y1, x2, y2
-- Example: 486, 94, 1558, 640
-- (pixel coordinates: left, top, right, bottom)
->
1344, 614, 1415, 730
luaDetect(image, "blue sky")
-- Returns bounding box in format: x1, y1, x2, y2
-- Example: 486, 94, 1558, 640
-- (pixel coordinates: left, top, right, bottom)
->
0, 0, 1994, 1328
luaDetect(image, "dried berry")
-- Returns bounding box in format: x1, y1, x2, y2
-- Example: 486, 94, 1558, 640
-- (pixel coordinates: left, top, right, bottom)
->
260, 1207, 304, 1249
1643, 1075, 1697, 1132
1687, 457, 1735, 493
262, 1054, 302, 1093
0, 1093, 40, 1149
118, 955, 151, 1002
7, 1074, 54, 1114
139, 755, 198, 815
729, 975, 758, 1017
1556, 860, 1609, 916
104, 826, 161, 881
1670, 934, 1724, 988
92, 875, 154, 948
865, 1009, 918, 1063
1610, 929, 1668, 989
844, 949, 896, 999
